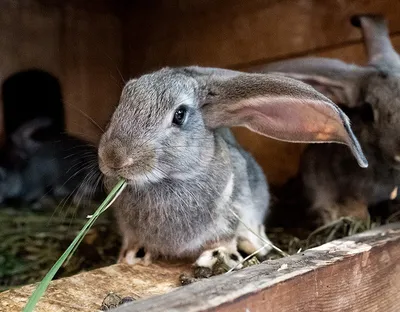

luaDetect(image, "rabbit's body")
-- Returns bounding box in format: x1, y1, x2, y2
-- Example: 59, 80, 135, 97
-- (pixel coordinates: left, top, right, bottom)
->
0, 119, 103, 208
98, 66, 366, 271
301, 140, 399, 224
105, 128, 269, 258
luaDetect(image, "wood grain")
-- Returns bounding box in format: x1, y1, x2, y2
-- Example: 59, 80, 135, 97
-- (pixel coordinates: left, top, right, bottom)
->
0, 262, 191, 312
127, 0, 400, 73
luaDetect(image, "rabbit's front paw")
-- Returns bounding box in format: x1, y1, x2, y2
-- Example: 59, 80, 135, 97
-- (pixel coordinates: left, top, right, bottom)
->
193, 241, 243, 278
118, 246, 152, 266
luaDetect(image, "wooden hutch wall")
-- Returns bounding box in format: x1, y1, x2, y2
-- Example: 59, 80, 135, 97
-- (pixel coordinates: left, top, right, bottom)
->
1, 0, 400, 186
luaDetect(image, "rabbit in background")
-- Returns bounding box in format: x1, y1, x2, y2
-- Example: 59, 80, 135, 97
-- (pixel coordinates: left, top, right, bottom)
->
98, 65, 366, 273
0, 117, 104, 210
257, 14, 400, 226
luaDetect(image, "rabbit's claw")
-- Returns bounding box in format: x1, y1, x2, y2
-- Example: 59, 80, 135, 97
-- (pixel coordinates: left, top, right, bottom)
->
193, 240, 243, 278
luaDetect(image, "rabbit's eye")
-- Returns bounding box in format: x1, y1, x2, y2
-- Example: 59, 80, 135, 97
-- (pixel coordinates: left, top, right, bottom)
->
172, 106, 187, 126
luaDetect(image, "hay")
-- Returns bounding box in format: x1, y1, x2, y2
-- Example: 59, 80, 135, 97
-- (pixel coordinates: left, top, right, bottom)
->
0, 205, 120, 292
265, 213, 398, 261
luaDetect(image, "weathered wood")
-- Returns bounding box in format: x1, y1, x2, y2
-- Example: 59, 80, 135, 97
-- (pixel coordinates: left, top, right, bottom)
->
114, 223, 400, 312
0, 262, 191, 312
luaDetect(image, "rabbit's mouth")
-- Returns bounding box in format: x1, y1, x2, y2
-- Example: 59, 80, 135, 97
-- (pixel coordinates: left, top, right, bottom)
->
119, 170, 165, 186
100, 161, 163, 186
100, 164, 164, 187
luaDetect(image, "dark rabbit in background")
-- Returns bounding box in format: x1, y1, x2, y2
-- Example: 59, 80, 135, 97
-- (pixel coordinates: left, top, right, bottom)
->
0, 117, 104, 209
98, 65, 366, 272
258, 14, 400, 226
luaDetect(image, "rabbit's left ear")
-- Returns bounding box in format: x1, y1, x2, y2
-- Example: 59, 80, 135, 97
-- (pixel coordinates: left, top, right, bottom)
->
191, 68, 368, 168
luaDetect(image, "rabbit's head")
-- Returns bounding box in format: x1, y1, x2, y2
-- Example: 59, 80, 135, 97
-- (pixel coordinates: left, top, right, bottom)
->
258, 15, 400, 168
98, 66, 367, 185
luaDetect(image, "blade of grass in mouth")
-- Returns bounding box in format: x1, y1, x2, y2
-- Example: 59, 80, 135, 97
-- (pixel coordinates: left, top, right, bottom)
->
23, 179, 127, 312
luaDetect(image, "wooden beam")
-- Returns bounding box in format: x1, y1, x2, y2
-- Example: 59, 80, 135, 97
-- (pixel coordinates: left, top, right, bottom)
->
114, 223, 400, 312
127, 0, 400, 74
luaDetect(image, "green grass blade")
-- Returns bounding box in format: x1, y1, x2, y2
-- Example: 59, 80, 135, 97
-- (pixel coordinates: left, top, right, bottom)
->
65, 179, 128, 264
23, 179, 126, 312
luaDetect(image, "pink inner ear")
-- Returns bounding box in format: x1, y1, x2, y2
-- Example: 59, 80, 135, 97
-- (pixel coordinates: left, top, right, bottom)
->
233, 96, 351, 144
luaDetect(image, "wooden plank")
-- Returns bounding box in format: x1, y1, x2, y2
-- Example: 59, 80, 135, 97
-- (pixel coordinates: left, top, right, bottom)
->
36, 0, 126, 14
127, 0, 400, 73
114, 222, 400, 312
1, 223, 399, 312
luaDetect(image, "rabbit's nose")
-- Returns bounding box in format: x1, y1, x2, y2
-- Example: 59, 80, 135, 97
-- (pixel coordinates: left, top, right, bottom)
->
108, 157, 134, 169
98, 139, 133, 169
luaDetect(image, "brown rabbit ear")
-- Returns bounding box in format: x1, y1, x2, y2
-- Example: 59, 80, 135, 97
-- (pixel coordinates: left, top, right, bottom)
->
198, 71, 368, 168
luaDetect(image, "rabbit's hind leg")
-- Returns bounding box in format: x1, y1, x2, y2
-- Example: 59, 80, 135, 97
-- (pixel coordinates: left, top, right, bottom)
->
237, 222, 273, 259
193, 239, 243, 278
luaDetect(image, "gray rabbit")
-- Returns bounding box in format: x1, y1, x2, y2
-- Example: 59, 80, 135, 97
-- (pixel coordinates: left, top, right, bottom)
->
257, 14, 400, 225
98, 65, 366, 271
0, 117, 103, 209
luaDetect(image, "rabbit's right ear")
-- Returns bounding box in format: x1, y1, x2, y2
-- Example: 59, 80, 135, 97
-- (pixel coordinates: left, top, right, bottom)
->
191, 68, 368, 168
251, 57, 371, 107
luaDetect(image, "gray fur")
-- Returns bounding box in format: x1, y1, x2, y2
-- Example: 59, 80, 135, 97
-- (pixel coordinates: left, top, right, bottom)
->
0, 118, 103, 208
258, 15, 400, 224
98, 66, 366, 263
